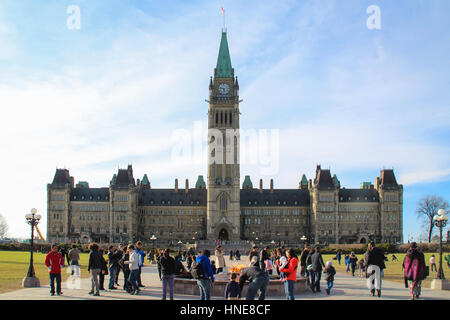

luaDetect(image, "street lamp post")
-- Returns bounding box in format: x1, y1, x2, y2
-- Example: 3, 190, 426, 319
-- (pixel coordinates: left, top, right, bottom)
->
23, 208, 41, 287
431, 209, 449, 290
178, 240, 183, 253
301, 235, 307, 249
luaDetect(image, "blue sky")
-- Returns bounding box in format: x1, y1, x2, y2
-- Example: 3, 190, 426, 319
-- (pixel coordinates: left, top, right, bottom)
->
0, 0, 449, 240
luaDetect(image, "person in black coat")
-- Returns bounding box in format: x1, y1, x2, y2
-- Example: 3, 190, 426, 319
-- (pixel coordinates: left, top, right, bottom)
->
98, 248, 108, 291
119, 246, 132, 293
310, 246, 325, 293
87, 243, 103, 296
158, 248, 176, 300
299, 244, 310, 278
259, 247, 270, 271
364, 241, 386, 297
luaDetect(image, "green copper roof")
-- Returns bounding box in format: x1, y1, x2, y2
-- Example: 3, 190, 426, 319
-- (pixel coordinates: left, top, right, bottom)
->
195, 175, 206, 189
76, 181, 89, 188
333, 174, 340, 187
242, 175, 253, 189
360, 182, 372, 189
142, 174, 150, 185
301, 174, 308, 185
216, 31, 233, 78
110, 174, 117, 185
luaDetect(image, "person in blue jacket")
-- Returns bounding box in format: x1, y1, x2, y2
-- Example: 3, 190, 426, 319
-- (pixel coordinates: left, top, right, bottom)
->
135, 241, 146, 288
195, 249, 215, 300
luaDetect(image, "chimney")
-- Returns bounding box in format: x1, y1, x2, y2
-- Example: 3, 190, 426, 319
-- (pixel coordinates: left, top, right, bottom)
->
259, 179, 263, 192
175, 179, 179, 192
270, 179, 274, 193
375, 177, 380, 191
185, 179, 189, 192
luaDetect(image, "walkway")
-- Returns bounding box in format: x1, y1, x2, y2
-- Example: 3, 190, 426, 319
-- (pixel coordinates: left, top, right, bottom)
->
0, 257, 449, 300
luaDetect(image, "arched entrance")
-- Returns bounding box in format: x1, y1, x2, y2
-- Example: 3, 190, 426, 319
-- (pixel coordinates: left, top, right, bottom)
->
218, 228, 229, 241
360, 238, 367, 244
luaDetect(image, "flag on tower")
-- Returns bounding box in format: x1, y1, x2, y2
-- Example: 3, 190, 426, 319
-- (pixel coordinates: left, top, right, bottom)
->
221, 7, 225, 15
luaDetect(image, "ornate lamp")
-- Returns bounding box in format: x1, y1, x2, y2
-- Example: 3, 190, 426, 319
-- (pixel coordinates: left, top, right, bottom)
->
22, 208, 41, 287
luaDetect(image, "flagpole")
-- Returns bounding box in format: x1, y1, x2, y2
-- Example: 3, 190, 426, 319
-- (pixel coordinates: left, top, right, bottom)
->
222, 8, 226, 32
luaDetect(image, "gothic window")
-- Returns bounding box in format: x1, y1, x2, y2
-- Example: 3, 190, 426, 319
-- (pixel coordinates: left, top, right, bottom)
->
216, 112, 218, 124
229, 111, 232, 125
221, 112, 223, 124
220, 195, 228, 211
225, 112, 227, 124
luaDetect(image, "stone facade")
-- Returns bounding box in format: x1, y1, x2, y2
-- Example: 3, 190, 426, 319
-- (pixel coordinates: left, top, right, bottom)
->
47, 30, 403, 245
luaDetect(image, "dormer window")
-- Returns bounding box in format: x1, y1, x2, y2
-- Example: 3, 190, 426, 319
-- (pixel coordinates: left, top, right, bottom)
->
179, 200, 183, 205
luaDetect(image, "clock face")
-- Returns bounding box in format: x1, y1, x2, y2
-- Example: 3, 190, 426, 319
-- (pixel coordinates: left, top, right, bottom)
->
218, 83, 230, 94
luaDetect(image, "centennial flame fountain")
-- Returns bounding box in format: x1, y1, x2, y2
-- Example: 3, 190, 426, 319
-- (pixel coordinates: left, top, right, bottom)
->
173, 263, 307, 297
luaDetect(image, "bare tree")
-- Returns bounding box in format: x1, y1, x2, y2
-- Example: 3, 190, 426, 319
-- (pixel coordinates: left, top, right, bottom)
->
0, 213, 8, 238
415, 196, 449, 243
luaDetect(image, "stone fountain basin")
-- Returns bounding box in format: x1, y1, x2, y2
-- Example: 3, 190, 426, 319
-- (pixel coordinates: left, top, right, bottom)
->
173, 273, 307, 297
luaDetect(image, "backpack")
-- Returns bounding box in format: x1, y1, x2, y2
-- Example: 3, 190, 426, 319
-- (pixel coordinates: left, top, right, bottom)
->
190, 261, 205, 279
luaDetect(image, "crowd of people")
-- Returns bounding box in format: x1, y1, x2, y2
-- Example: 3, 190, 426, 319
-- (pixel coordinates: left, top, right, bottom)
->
43, 240, 440, 300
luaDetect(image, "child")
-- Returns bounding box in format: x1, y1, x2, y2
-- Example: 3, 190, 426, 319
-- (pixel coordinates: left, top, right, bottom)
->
358, 258, 365, 278
225, 273, 241, 300
324, 261, 336, 295
277, 255, 288, 280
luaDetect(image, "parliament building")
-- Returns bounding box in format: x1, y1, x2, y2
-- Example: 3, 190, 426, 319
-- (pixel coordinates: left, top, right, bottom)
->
47, 30, 403, 246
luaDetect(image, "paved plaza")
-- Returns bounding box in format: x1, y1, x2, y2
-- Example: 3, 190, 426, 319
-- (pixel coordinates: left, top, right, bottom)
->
1, 256, 449, 300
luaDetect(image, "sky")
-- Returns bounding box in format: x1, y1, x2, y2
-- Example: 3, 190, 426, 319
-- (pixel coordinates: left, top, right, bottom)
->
0, 0, 449, 241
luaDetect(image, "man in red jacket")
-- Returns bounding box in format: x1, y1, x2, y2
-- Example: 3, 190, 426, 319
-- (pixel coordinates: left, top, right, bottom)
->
45, 245, 65, 296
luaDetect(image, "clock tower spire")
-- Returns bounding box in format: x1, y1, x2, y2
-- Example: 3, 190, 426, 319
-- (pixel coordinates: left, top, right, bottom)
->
206, 29, 241, 241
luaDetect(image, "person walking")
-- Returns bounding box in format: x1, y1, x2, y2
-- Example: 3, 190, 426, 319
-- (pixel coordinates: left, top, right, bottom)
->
194, 249, 215, 300
124, 244, 140, 295
45, 244, 64, 296
279, 248, 298, 300
98, 248, 108, 291
336, 250, 342, 265
87, 243, 103, 296
239, 256, 270, 300
430, 255, 437, 272
364, 241, 386, 297
349, 252, 358, 277
344, 254, 350, 272
299, 244, 310, 280
310, 246, 325, 293
229, 250, 234, 261
107, 246, 122, 290
358, 258, 365, 278
68, 244, 80, 277
324, 261, 336, 295
235, 249, 241, 261
402, 242, 427, 300
215, 246, 226, 273
158, 248, 176, 300
135, 241, 146, 288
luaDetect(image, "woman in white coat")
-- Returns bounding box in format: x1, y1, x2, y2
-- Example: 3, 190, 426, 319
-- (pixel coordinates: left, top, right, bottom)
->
215, 246, 226, 273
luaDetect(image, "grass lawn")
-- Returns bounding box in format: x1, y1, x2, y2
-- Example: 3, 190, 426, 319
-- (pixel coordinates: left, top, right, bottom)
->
321, 252, 450, 288
0, 251, 92, 294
